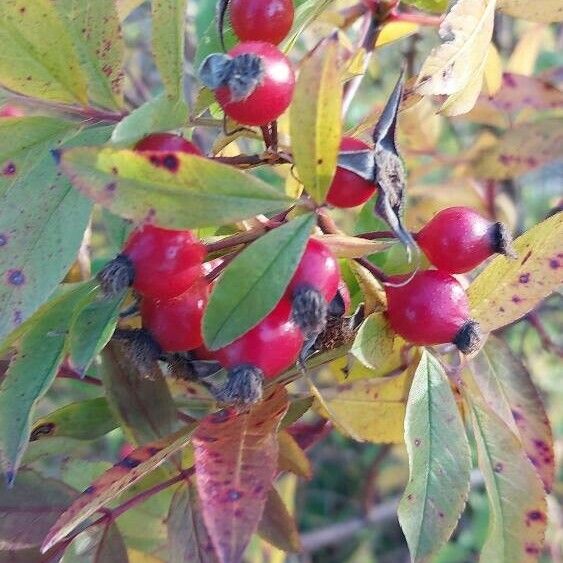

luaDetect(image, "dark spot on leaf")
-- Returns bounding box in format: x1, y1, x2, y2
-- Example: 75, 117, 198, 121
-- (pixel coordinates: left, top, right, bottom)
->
504, 74, 517, 88
317, 158, 323, 165
511, 295, 522, 303
520, 250, 532, 265
111, 166, 119, 175
549, 257, 559, 269
162, 154, 179, 172
226, 489, 242, 501
6, 269, 25, 286
438, 511, 444, 518
106, 182, 117, 192
527, 510, 546, 523
511, 409, 523, 422
519, 273, 530, 283
0, 234, 7, 247
525, 544, 540, 555
13, 310, 22, 325
119, 456, 141, 469
3, 162, 16, 175
494, 462, 503, 473
407, 493, 414, 501
253, 484, 264, 495
414, 438, 421, 447
83, 485, 96, 495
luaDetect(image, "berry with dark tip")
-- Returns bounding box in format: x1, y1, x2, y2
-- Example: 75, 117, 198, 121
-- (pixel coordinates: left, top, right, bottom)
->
123, 225, 206, 299
215, 364, 264, 406
214, 41, 295, 126
416, 207, 515, 274
326, 137, 377, 208
385, 270, 482, 354
141, 277, 209, 352
230, 0, 294, 45
214, 297, 303, 378
134, 133, 201, 155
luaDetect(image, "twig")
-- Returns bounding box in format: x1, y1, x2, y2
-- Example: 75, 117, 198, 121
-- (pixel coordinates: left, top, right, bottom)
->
205, 251, 240, 282
526, 312, 563, 357
357, 230, 396, 240
58, 365, 103, 387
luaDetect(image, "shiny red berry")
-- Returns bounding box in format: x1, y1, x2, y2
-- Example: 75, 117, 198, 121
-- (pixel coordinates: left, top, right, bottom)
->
215, 297, 303, 378
416, 207, 514, 274
123, 225, 206, 299
134, 132, 201, 155
230, 0, 294, 45
141, 278, 209, 352
288, 239, 340, 303
326, 137, 377, 208
385, 270, 481, 354
215, 41, 295, 126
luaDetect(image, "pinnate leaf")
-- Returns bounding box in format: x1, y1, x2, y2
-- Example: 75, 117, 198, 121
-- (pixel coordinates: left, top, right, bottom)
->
167, 482, 218, 563
57, 147, 291, 229
416, 0, 496, 116
471, 119, 563, 179
470, 336, 554, 492
193, 387, 289, 563
41, 425, 196, 553
0, 282, 92, 483
31, 397, 119, 442
152, 0, 187, 101
54, 0, 124, 110
465, 383, 548, 562
0, 0, 87, 104
203, 214, 315, 350
497, 0, 563, 22
468, 212, 563, 332
398, 351, 471, 562
290, 35, 342, 204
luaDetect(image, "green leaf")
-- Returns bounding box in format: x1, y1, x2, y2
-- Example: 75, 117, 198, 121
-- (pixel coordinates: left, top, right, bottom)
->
0, 0, 87, 104
42, 425, 196, 553
398, 351, 471, 562
470, 335, 554, 492
167, 482, 219, 563
282, 0, 335, 53
152, 0, 187, 101
0, 117, 77, 195
194, 19, 237, 69
350, 313, 395, 370
111, 93, 188, 145
0, 125, 112, 342
0, 469, 75, 550
0, 282, 92, 482
62, 522, 128, 563
31, 397, 119, 442
402, 0, 448, 13
58, 146, 292, 229
100, 341, 178, 446
468, 212, 563, 332
290, 35, 342, 204
257, 487, 301, 553
54, 0, 125, 110
465, 383, 548, 562
203, 214, 315, 350
67, 288, 126, 375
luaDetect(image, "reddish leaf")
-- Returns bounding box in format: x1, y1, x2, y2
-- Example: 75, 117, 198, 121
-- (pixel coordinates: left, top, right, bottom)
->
193, 387, 289, 563
41, 425, 195, 553
286, 419, 332, 451
167, 482, 218, 563
0, 469, 74, 550
470, 336, 554, 492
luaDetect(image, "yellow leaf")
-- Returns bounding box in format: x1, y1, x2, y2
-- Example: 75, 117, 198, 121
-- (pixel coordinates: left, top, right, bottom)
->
469, 212, 563, 332
128, 550, 164, 563
416, 0, 497, 116
349, 260, 386, 316
316, 362, 418, 444
342, 48, 367, 81
497, 0, 563, 23
350, 313, 395, 370
290, 36, 343, 204
277, 431, 312, 479
376, 21, 420, 47
399, 96, 443, 152
483, 44, 503, 96
312, 234, 393, 259
506, 24, 547, 75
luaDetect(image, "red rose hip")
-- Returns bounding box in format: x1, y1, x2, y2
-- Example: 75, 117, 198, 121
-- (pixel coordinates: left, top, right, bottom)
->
123, 225, 205, 299
385, 270, 481, 354
141, 278, 209, 352
416, 207, 514, 274
326, 137, 377, 208
213, 42, 295, 126
230, 0, 294, 45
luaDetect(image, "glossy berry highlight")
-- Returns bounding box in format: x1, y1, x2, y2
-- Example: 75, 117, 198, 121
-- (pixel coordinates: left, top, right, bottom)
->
215, 297, 303, 379
215, 42, 295, 126
385, 270, 482, 354
326, 137, 377, 208
123, 225, 205, 299
416, 207, 514, 274
230, 0, 294, 45
141, 278, 209, 352
134, 133, 201, 155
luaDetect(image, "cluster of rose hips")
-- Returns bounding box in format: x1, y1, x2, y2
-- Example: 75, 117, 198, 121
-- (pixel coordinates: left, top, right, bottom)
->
200, 0, 296, 126
106, 132, 343, 404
